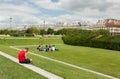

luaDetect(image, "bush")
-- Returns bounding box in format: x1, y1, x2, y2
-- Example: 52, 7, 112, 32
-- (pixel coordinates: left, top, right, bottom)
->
10, 33, 34, 37
62, 29, 120, 51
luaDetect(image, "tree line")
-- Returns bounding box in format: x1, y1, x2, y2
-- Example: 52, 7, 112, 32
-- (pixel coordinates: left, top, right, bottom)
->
0, 27, 68, 36
1, 27, 120, 51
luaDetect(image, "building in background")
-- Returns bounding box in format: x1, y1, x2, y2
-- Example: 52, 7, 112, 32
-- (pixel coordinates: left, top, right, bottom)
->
95, 19, 120, 35
1, 18, 120, 35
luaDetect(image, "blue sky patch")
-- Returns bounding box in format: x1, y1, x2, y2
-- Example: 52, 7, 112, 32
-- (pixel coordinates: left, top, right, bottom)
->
40, 8, 74, 17
51, 0, 59, 3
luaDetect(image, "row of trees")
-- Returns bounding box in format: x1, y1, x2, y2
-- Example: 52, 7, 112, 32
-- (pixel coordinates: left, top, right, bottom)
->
1, 27, 120, 51
62, 28, 120, 51
0, 27, 68, 36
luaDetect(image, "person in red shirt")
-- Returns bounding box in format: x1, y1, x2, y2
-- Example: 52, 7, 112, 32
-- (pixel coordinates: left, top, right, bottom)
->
18, 48, 32, 64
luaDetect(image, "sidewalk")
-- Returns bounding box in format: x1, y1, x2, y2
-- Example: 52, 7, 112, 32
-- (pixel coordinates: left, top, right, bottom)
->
0, 51, 63, 79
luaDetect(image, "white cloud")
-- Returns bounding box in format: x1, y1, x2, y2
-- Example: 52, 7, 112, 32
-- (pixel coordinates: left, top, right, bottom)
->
57, 0, 120, 20
30, 0, 120, 20
30, 0, 60, 10
0, 3, 40, 14
0, 0, 120, 29
106, 0, 120, 3
45, 14, 97, 25
1, 0, 13, 2
0, 3, 42, 24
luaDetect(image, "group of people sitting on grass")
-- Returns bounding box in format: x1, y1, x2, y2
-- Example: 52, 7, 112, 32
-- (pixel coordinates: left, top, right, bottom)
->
37, 44, 59, 52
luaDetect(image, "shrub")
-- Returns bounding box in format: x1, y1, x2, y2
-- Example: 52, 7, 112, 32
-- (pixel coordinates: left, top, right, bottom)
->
62, 29, 120, 51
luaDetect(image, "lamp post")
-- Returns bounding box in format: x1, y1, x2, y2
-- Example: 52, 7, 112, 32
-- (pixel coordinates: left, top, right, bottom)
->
10, 17, 12, 30
44, 20, 45, 28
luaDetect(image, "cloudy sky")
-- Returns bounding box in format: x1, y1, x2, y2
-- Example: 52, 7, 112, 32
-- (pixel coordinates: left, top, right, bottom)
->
0, 0, 120, 28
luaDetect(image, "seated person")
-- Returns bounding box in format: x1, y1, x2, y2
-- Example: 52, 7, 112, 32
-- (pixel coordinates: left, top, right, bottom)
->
45, 45, 49, 52
37, 44, 44, 51
18, 48, 32, 64
48, 44, 53, 52
51, 45, 55, 51
53, 45, 59, 51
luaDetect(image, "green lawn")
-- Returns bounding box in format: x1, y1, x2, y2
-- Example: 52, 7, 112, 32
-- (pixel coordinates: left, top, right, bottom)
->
19, 44, 120, 79
0, 55, 47, 79
0, 36, 63, 45
0, 36, 120, 79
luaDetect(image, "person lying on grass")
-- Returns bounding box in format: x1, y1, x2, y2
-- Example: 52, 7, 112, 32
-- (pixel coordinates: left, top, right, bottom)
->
18, 48, 32, 64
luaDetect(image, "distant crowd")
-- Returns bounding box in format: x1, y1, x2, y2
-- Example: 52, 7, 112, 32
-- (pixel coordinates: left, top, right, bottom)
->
37, 44, 59, 52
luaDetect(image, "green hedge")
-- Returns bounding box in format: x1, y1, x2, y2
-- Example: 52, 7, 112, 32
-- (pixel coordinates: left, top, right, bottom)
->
10, 33, 34, 37
62, 29, 120, 51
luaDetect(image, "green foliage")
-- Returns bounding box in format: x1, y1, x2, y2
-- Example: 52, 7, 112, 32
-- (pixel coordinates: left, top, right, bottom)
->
62, 29, 120, 51
10, 33, 34, 37
40, 29, 46, 35
46, 28, 54, 34
0, 29, 10, 34
97, 29, 109, 36
55, 28, 67, 35
26, 27, 40, 34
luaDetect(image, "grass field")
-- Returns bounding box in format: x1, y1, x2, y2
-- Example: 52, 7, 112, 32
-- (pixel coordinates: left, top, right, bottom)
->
0, 36, 120, 79
0, 55, 47, 79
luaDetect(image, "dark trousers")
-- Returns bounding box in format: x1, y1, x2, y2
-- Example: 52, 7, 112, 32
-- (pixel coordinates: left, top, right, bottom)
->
20, 58, 31, 64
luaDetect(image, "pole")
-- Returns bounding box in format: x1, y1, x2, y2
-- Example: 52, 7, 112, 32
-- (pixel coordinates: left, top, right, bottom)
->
10, 17, 12, 30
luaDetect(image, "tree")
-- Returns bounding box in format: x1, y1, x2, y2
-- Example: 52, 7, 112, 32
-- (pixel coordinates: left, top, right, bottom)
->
40, 29, 46, 35
26, 27, 40, 34
0, 29, 10, 34
46, 28, 54, 34
78, 22, 81, 26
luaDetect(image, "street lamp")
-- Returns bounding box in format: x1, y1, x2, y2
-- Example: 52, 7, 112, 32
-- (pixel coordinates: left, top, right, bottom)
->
10, 17, 12, 29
